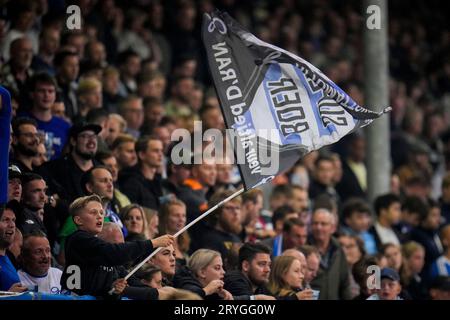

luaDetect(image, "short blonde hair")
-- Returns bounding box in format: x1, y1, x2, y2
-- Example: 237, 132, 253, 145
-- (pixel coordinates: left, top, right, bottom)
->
109, 114, 127, 132
77, 77, 102, 96
188, 249, 221, 278
103, 66, 119, 78
111, 133, 135, 150
69, 194, 102, 218
402, 241, 424, 258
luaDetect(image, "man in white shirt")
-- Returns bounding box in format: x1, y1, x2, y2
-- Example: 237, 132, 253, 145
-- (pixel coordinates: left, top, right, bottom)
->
17, 231, 62, 294
369, 193, 402, 250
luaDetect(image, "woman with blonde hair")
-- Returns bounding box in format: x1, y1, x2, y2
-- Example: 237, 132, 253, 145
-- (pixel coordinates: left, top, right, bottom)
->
381, 243, 403, 272
143, 207, 159, 239
401, 241, 427, 299
120, 204, 148, 242
173, 249, 233, 300
159, 199, 190, 266
268, 255, 306, 299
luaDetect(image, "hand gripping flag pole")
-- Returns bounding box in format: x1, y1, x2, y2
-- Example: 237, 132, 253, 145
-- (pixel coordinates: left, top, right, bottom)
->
110, 188, 245, 294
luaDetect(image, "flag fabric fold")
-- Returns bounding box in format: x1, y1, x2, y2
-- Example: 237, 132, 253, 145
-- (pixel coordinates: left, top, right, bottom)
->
202, 10, 390, 190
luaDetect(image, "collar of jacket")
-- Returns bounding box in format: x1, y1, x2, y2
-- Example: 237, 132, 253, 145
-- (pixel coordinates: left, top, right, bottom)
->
183, 178, 204, 191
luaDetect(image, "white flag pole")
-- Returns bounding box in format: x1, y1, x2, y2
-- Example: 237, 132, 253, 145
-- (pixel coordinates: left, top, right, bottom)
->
109, 187, 245, 294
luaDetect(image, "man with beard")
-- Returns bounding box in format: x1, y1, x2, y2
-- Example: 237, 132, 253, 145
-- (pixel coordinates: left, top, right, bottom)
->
18, 173, 48, 236
19, 72, 70, 159
11, 117, 40, 173
17, 231, 62, 294
0, 204, 27, 292
224, 242, 275, 300
38, 122, 102, 204
200, 190, 243, 262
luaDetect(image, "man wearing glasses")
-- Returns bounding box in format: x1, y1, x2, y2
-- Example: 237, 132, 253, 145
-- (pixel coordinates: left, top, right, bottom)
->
199, 190, 243, 265
11, 117, 41, 173
38, 122, 102, 205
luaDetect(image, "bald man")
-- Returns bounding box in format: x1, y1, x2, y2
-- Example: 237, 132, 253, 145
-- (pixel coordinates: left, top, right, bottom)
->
99, 222, 125, 244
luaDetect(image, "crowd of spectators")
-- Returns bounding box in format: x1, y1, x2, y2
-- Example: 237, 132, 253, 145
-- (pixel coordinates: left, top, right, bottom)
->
1, 0, 450, 300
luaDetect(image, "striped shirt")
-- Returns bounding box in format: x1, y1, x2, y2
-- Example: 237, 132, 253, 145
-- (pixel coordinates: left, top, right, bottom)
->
431, 255, 450, 278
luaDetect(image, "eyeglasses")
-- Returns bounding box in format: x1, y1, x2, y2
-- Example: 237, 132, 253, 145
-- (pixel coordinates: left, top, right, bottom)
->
78, 133, 97, 140
18, 132, 42, 141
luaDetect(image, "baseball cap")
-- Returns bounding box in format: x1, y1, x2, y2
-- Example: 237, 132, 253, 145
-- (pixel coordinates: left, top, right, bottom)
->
8, 165, 22, 180
69, 122, 102, 138
380, 268, 400, 282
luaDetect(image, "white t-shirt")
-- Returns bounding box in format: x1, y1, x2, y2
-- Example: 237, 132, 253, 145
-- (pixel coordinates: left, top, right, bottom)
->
18, 267, 63, 294
374, 222, 400, 245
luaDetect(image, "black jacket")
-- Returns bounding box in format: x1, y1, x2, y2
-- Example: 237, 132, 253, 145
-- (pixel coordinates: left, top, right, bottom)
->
224, 270, 271, 297
200, 226, 242, 261
440, 200, 450, 226
37, 154, 100, 203
61, 230, 155, 298
368, 224, 402, 252
118, 265, 159, 300
308, 179, 340, 205
161, 179, 182, 198
405, 275, 429, 300
335, 160, 366, 202
172, 266, 221, 300
10, 158, 34, 174
410, 226, 443, 273
18, 207, 47, 236
118, 165, 162, 210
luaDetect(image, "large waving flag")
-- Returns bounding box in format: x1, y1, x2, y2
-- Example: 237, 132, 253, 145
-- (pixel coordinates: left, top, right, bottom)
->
202, 11, 391, 190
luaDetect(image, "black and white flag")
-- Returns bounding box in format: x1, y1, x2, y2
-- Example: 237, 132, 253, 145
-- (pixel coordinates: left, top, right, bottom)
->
202, 11, 390, 190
